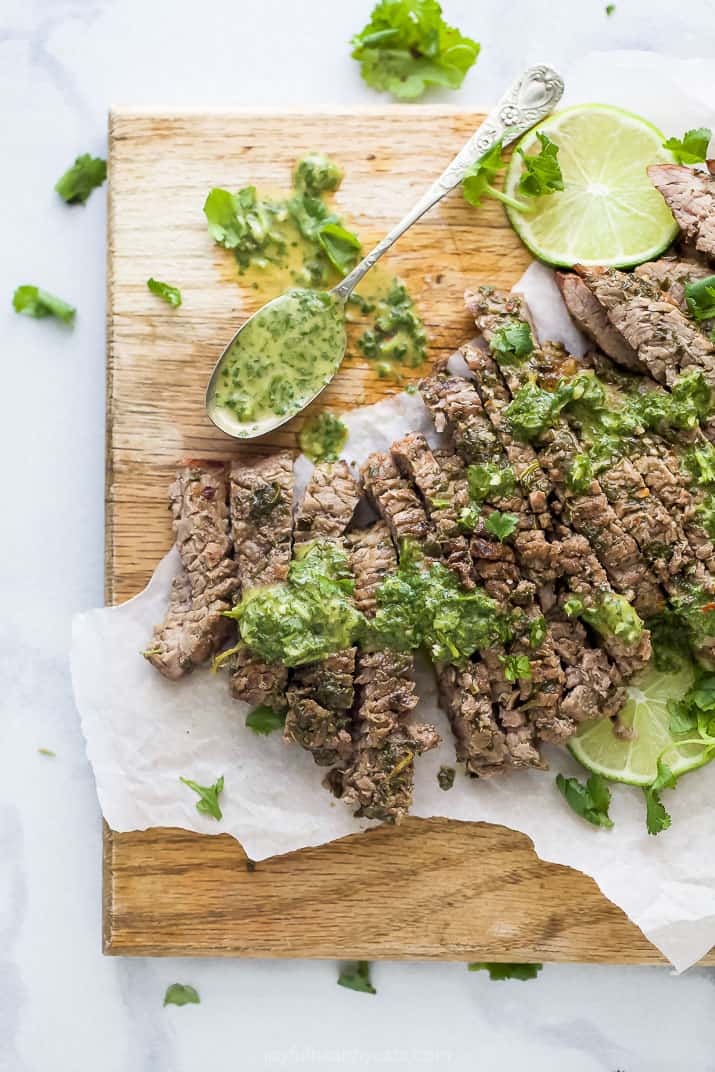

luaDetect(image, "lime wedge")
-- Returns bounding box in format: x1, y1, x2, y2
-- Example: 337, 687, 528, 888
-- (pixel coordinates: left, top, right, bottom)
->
569, 662, 714, 786
504, 104, 679, 268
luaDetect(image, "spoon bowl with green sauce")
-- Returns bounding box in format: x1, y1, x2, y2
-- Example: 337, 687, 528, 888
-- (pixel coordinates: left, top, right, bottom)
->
205, 64, 565, 440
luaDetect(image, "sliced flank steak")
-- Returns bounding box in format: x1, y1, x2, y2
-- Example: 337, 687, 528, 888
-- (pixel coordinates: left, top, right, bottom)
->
555, 271, 644, 372
338, 522, 438, 823
228, 452, 294, 709
574, 266, 715, 387
648, 164, 715, 260
360, 450, 439, 555
146, 462, 238, 680
284, 461, 360, 766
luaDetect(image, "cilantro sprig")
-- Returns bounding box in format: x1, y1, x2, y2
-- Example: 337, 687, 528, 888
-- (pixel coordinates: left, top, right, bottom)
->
245, 706, 286, 736
555, 771, 614, 829
180, 774, 224, 820
55, 153, 107, 204
13, 285, 76, 325
501, 653, 532, 682
351, 0, 480, 101
163, 984, 200, 1007
484, 509, 518, 543
663, 127, 712, 165
463, 135, 563, 215
684, 275, 715, 321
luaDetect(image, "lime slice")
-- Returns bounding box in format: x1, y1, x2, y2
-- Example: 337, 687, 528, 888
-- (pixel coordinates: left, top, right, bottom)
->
569, 662, 714, 786
504, 103, 679, 268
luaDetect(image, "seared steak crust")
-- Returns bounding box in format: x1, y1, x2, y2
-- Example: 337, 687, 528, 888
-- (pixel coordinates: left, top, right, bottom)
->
648, 164, 715, 259
293, 460, 360, 545
575, 266, 715, 387
147, 462, 238, 679
361, 451, 438, 554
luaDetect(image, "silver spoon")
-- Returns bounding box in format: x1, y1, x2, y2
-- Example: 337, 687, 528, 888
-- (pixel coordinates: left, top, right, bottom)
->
205, 64, 565, 439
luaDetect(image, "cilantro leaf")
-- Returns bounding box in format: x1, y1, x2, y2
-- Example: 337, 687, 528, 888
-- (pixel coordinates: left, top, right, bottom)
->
318, 222, 362, 275
467, 462, 516, 502
489, 320, 534, 364
147, 278, 182, 308
351, 0, 479, 101
462, 142, 508, 208
468, 962, 542, 981
555, 771, 614, 829
484, 510, 518, 542
337, 960, 376, 994
663, 127, 712, 165
457, 503, 481, 533
12, 285, 75, 325
245, 706, 286, 736
163, 983, 200, 1007
643, 759, 677, 835
299, 412, 348, 463
180, 774, 224, 820
529, 616, 547, 649
517, 133, 564, 198
605, 4, 615, 13
204, 186, 287, 269
54, 153, 106, 204
501, 653, 532, 682
684, 275, 715, 321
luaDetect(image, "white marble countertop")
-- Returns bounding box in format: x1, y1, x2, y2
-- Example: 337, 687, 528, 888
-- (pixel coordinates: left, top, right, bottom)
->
4, 1, 715, 1069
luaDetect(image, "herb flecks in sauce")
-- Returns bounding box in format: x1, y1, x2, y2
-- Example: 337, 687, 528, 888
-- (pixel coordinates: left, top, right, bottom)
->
299, 411, 348, 462
293, 153, 343, 197
358, 278, 427, 378
564, 591, 644, 648
210, 288, 346, 436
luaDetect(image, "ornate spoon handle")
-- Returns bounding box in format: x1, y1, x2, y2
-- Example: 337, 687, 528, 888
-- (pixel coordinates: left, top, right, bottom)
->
332, 64, 565, 301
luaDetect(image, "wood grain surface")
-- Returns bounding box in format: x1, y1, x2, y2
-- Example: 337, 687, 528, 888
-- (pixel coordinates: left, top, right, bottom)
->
104, 108, 691, 962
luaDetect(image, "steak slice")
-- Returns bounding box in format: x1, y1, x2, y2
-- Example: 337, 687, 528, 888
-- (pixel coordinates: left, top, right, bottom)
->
338, 522, 438, 822
575, 265, 715, 387
284, 462, 360, 765
360, 451, 439, 554
293, 460, 360, 546
648, 164, 715, 260
555, 272, 644, 372
228, 452, 294, 708
146, 462, 237, 679
435, 661, 508, 775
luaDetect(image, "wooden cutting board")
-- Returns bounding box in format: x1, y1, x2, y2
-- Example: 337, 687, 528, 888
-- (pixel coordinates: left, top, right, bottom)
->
104, 107, 693, 963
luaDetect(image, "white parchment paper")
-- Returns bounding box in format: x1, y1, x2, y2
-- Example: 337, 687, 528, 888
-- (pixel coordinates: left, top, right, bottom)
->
72, 53, 715, 971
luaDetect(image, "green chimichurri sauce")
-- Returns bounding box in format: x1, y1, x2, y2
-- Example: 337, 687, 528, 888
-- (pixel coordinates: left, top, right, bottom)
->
209, 288, 346, 437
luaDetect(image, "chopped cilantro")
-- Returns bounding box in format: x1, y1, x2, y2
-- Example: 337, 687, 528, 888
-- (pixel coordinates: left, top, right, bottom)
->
293, 153, 343, 196
457, 503, 481, 533
299, 411, 348, 463
54, 153, 106, 204
229, 542, 363, 667
684, 275, 715, 321
288, 194, 362, 276
245, 706, 286, 736
350, 0, 479, 101
501, 653, 532, 682
564, 591, 643, 647
566, 453, 593, 493
337, 960, 376, 994
147, 278, 182, 307
438, 765, 456, 790
13, 285, 75, 325
605, 3, 615, 13
684, 440, 715, 486
555, 772, 614, 829
529, 616, 547, 649
467, 462, 516, 502
204, 186, 287, 269
489, 319, 534, 364
484, 510, 518, 543
180, 774, 224, 820
357, 278, 426, 374
517, 132, 564, 198
663, 127, 712, 166
163, 984, 200, 1007
468, 962, 542, 981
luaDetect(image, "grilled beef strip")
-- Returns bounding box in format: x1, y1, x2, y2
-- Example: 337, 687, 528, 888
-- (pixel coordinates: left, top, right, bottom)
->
360, 451, 440, 555
392, 432, 570, 744
465, 285, 663, 620
338, 522, 439, 822
228, 452, 294, 708
147, 462, 238, 679
574, 266, 715, 388
648, 164, 715, 260
420, 367, 633, 729
634, 256, 715, 340
555, 272, 645, 372
284, 461, 361, 765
